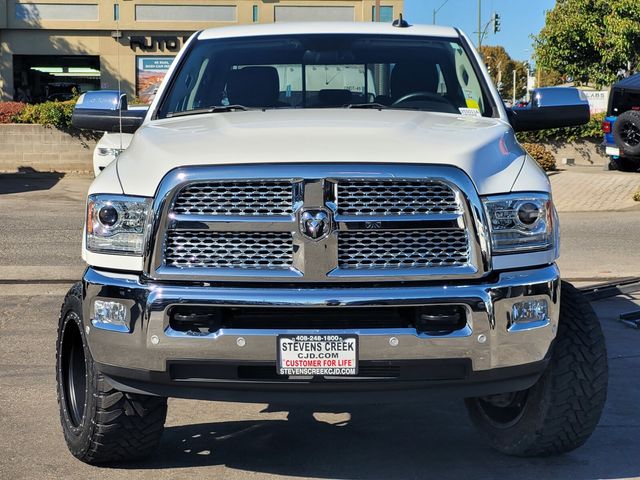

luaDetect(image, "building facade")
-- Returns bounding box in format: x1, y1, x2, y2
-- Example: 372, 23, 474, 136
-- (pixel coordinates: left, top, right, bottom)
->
0, 0, 403, 102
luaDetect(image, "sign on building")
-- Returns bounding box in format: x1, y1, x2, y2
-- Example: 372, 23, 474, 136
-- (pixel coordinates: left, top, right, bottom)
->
136, 57, 174, 104
582, 90, 609, 114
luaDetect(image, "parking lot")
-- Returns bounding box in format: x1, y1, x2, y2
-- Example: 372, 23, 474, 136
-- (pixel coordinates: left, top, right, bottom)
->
0, 172, 638, 479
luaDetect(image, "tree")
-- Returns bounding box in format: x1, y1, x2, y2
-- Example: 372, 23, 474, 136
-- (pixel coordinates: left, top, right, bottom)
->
479, 45, 528, 100
535, 0, 640, 88
536, 67, 565, 88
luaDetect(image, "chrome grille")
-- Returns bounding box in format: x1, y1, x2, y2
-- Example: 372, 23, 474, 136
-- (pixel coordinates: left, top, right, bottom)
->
173, 181, 293, 216
337, 180, 459, 216
151, 165, 484, 282
165, 231, 293, 269
338, 230, 469, 269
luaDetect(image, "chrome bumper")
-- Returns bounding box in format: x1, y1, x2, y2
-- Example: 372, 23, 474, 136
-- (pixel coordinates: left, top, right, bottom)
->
82, 265, 560, 376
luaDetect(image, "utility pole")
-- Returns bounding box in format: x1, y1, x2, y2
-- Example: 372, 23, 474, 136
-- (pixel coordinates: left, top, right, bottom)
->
478, 0, 482, 48
512, 69, 517, 104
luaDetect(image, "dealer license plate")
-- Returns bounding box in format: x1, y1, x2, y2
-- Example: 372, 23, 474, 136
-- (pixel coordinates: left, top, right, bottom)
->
277, 334, 358, 376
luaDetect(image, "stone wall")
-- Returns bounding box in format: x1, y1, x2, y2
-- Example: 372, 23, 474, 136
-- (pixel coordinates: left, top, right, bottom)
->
0, 124, 98, 172
543, 139, 608, 166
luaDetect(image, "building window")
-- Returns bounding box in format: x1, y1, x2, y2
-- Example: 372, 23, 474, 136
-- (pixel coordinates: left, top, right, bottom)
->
372, 6, 393, 22
135, 5, 236, 22
274, 6, 355, 22
15, 3, 99, 21
252, 5, 259, 22
114, 3, 120, 21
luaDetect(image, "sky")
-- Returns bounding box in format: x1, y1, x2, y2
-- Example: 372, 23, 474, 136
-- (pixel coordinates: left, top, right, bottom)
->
404, 0, 557, 61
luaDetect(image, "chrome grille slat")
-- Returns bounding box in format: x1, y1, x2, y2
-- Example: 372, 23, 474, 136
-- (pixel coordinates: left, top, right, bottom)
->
337, 180, 459, 216
338, 230, 469, 269
173, 181, 293, 216
165, 231, 293, 269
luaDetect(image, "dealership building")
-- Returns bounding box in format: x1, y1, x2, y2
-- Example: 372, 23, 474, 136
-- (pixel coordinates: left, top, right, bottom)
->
0, 0, 403, 102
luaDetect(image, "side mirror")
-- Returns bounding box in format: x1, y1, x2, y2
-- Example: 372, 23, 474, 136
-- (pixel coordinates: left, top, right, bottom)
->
509, 87, 590, 132
71, 91, 147, 134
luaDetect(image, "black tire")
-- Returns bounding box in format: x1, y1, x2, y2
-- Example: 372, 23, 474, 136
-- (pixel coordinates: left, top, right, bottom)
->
56, 283, 168, 464
613, 110, 640, 157
465, 281, 608, 456
608, 156, 640, 172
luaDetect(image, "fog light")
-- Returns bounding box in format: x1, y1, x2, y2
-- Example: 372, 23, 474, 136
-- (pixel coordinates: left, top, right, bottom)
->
510, 300, 549, 331
93, 300, 129, 332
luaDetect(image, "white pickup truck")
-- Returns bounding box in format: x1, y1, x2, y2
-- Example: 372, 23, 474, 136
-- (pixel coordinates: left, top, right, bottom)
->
57, 21, 607, 464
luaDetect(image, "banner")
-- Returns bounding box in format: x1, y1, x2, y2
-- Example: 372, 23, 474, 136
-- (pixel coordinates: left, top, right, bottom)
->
136, 56, 174, 104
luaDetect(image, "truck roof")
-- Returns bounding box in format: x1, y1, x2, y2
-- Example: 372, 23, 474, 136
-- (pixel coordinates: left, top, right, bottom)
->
197, 22, 460, 41
612, 73, 640, 93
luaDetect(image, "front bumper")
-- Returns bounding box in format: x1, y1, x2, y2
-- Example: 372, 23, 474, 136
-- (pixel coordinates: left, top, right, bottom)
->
82, 264, 560, 402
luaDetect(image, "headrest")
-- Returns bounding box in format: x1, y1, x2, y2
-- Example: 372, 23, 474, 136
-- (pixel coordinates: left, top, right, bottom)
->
390, 63, 440, 100
226, 66, 280, 107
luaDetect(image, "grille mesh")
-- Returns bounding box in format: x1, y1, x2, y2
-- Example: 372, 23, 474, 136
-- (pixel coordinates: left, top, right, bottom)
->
173, 181, 292, 216
165, 231, 293, 269
337, 180, 459, 216
338, 230, 469, 269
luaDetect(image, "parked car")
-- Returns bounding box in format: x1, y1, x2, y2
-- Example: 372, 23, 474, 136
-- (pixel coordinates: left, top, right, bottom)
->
47, 92, 77, 102
59, 21, 606, 464
91, 106, 148, 176
602, 73, 640, 171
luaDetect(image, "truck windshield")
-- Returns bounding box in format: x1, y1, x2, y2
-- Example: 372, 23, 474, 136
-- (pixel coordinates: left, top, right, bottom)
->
156, 34, 493, 119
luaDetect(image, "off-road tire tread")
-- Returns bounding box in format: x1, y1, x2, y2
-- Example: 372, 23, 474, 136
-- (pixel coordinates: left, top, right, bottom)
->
519, 282, 608, 456
57, 283, 168, 464
466, 281, 608, 456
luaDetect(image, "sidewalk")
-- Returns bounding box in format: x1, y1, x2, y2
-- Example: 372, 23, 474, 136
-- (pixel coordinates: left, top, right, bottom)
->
549, 166, 640, 212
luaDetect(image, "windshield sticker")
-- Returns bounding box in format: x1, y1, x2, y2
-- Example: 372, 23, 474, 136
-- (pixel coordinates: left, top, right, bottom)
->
459, 107, 482, 117
465, 98, 480, 109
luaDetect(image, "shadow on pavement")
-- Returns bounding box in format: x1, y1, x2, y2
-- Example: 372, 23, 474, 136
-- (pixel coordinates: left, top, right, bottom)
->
0, 167, 65, 195
109, 294, 640, 480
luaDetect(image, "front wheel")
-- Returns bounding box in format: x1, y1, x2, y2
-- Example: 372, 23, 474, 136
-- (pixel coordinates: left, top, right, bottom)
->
465, 281, 608, 456
56, 283, 168, 464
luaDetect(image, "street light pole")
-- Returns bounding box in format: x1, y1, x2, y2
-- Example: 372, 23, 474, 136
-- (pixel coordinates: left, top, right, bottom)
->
432, 0, 452, 25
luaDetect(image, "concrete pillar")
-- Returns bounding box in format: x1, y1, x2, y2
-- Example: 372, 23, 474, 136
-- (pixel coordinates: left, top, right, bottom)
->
0, 36, 14, 100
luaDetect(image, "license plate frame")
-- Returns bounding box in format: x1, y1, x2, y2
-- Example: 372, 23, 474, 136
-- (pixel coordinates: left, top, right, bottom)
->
277, 334, 359, 377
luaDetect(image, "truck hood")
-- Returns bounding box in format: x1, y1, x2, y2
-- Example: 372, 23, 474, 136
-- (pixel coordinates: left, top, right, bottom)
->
116, 109, 535, 197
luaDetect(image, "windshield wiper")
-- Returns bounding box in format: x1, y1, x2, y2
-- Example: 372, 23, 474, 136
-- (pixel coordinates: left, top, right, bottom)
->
166, 105, 249, 118
345, 103, 389, 110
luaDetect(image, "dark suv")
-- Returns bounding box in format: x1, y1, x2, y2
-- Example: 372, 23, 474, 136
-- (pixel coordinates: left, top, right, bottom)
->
603, 74, 640, 171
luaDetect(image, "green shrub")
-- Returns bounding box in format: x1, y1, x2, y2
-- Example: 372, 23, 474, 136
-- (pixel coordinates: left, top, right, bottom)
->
0, 102, 27, 123
522, 143, 557, 172
16, 100, 76, 128
517, 112, 605, 143
634, 189, 640, 202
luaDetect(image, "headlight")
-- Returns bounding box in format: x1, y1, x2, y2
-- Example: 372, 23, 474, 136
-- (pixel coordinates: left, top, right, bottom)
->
86, 194, 152, 255
97, 147, 124, 157
482, 193, 557, 254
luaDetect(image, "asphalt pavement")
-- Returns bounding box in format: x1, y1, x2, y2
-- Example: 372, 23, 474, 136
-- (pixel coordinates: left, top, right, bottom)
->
1, 172, 640, 479
1, 290, 638, 480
